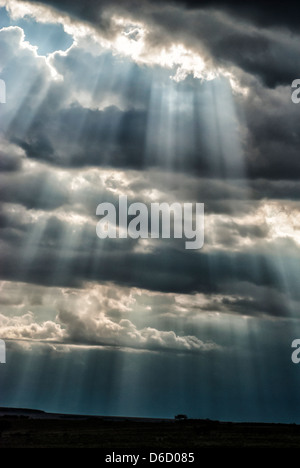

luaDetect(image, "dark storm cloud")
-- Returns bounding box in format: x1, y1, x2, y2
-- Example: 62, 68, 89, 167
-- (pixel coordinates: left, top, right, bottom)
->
139, 5, 300, 88
0, 206, 298, 315
10, 88, 300, 181
21, 0, 300, 32
26, 0, 115, 29
0, 76, 258, 177
209, 32, 300, 89
241, 89, 300, 180
173, 0, 300, 31
11, 104, 167, 170
0, 151, 22, 171
219, 294, 288, 318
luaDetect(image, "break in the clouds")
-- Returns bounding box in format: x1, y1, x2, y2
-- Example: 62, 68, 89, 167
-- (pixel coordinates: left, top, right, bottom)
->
1, 0, 300, 422
0, 13, 299, 178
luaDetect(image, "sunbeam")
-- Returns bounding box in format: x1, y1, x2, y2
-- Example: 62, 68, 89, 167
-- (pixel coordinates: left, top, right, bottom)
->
0, 0, 300, 437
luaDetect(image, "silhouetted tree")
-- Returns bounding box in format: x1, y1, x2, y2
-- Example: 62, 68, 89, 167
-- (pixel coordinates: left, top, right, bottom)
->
175, 414, 188, 421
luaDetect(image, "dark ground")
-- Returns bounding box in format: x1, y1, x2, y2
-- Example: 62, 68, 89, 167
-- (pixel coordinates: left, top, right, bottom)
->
0, 408, 300, 448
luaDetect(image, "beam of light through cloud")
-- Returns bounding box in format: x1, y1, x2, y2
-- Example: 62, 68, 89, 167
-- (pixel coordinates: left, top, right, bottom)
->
1, 0, 300, 425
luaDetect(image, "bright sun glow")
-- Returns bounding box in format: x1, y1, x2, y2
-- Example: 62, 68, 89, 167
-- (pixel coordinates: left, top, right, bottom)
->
111, 17, 217, 82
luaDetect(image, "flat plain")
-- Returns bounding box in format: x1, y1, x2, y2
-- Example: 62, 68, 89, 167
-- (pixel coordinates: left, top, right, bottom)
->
0, 408, 300, 448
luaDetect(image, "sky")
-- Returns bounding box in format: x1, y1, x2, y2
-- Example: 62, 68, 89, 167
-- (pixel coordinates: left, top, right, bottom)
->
0, 0, 300, 423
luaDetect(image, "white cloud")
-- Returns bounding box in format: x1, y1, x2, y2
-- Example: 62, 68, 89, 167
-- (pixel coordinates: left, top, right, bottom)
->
0, 305, 218, 353
0, 311, 64, 340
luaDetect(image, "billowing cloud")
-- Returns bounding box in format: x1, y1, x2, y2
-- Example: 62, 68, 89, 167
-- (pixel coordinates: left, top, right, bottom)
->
0, 306, 218, 354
